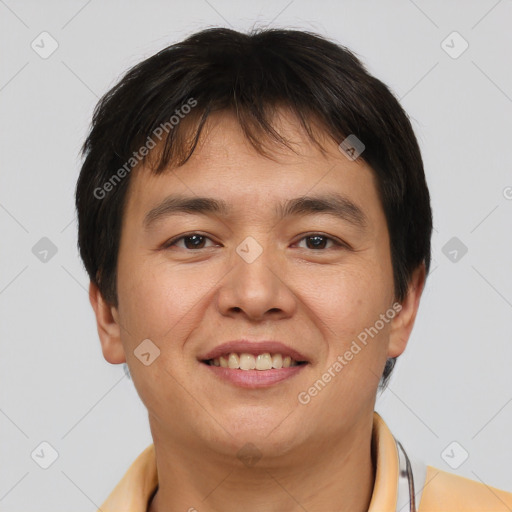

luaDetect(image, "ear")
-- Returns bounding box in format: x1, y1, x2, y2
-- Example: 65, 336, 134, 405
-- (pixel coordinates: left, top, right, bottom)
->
387, 263, 426, 358
89, 282, 126, 364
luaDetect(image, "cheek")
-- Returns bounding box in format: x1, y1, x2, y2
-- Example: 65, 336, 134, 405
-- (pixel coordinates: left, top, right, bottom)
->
115, 258, 210, 424
312, 261, 393, 344
116, 253, 227, 348
296, 268, 394, 428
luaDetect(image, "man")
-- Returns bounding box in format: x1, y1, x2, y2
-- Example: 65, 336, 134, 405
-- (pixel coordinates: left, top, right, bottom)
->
76, 27, 512, 511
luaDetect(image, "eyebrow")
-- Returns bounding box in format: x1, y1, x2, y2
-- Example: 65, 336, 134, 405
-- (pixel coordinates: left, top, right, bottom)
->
143, 193, 368, 230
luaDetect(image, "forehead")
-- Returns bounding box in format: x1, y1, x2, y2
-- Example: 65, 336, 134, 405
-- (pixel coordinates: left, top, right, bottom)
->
122, 109, 384, 228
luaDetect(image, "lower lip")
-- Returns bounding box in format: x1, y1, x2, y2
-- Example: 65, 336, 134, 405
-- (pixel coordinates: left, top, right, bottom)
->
202, 363, 307, 388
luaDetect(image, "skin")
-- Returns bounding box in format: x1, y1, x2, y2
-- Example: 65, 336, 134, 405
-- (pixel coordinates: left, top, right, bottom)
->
90, 109, 426, 512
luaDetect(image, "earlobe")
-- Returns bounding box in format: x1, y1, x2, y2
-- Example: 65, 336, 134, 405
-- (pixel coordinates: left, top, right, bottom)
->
387, 264, 426, 359
89, 282, 126, 364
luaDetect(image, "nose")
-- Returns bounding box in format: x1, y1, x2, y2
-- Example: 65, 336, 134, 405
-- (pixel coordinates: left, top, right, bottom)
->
216, 242, 297, 322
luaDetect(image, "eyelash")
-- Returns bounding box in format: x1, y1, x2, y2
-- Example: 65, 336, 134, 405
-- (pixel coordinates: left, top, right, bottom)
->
163, 232, 349, 251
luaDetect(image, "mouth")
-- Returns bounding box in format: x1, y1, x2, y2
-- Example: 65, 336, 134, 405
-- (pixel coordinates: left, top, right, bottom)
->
198, 341, 310, 388
202, 352, 307, 370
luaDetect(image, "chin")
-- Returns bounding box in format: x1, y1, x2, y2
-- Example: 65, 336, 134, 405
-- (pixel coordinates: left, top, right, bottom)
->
213, 414, 300, 452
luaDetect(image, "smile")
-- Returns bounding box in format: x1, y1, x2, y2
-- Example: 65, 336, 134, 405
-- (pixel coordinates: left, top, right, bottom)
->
204, 352, 306, 370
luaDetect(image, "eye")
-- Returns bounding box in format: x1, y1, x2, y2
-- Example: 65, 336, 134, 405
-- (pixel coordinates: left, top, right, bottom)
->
163, 233, 218, 250
295, 233, 346, 250
162, 232, 348, 251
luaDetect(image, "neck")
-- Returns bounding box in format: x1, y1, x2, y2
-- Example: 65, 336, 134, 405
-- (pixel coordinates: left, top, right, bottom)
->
147, 414, 376, 512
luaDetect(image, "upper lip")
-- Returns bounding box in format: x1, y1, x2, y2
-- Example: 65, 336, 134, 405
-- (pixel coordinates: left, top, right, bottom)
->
198, 340, 309, 362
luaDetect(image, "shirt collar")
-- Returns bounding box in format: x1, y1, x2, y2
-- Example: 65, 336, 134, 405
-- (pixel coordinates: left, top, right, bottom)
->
99, 411, 401, 512
368, 411, 400, 511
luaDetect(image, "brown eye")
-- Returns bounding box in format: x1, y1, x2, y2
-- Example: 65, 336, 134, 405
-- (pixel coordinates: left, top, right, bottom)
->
306, 235, 329, 249
164, 233, 217, 250
296, 234, 339, 250
182, 234, 207, 249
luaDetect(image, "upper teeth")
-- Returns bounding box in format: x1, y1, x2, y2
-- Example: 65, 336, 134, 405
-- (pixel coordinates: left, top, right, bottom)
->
209, 353, 299, 370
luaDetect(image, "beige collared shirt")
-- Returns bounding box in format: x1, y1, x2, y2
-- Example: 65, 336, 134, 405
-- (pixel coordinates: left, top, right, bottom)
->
97, 411, 512, 511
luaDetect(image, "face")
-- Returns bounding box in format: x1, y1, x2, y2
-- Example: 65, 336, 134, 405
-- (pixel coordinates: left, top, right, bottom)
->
94, 109, 421, 459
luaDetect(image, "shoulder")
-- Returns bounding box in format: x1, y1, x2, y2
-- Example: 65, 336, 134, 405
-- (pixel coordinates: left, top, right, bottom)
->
418, 465, 512, 512
98, 444, 158, 512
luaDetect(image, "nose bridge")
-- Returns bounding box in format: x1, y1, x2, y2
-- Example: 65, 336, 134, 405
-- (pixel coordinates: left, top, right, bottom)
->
236, 237, 277, 289
216, 234, 295, 319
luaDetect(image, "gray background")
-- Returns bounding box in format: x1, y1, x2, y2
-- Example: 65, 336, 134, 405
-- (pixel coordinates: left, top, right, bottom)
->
1, 0, 511, 510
